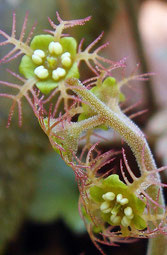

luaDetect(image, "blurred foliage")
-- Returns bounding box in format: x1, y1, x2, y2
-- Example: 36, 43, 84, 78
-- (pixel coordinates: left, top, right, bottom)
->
1, 0, 160, 254
56, 0, 119, 44
0, 99, 84, 253
0, 1, 138, 252
0, 0, 119, 44
147, 108, 167, 166
28, 153, 85, 233
0, 105, 49, 253
1, 0, 118, 251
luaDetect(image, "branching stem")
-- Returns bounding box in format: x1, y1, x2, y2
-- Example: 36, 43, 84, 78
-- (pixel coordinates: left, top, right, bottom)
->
9, 37, 33, 56
67, 78, 167, 255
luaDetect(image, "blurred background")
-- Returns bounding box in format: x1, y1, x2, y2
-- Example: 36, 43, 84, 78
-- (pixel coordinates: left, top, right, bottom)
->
0, 0, 167, 254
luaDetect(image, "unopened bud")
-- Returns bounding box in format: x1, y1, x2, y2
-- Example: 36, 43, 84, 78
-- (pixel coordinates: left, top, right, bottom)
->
120, 198, 129, 205
49, 42, 63, 55
121, 216, 131, 227
34, 65, 49, 79
61, 56, 72, 68
102, 192, 115, 201
100, 201, 110, 211
34, 49, 45, 58
110, 215, 121, 224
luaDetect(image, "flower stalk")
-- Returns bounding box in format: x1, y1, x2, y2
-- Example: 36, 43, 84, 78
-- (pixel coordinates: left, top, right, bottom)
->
66, 78, 167, 254
0, 12, 167, 255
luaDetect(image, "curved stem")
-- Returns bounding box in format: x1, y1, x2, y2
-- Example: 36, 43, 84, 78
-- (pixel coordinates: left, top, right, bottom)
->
67, 78, 167, 255
68, 79, 156, 171
147, 236, 167, 255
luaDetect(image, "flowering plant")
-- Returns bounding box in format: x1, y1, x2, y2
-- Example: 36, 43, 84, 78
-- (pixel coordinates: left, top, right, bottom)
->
0, 12, 167, 255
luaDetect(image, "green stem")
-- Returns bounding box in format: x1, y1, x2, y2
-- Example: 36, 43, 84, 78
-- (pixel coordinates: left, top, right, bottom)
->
60, 115, 104, 162
69, 79, 156, 171
70, 115, 103, 135
67, 78, 167, 254
147, 236, 167, 255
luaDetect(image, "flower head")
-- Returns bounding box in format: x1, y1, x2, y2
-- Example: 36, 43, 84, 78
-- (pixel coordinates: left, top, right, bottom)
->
89, 174, 146, 233
19, 35, 79, 94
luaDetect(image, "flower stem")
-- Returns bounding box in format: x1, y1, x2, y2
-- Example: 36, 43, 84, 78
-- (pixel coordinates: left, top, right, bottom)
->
67, 78, 167, 254
147, 236, 167, 255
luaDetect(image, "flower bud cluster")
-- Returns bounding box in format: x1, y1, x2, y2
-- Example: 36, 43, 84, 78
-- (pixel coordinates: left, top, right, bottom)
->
100, 191, 134, 227
89, 174, 146, 231
32, 42, 72, 81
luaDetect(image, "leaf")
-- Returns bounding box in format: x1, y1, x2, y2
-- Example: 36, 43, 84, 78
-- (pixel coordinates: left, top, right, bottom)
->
65, 62, 80, 79
102, 77, 116, 88
28, 153, 85, 233
103, 174, 127, 190
89, 186, 104, 202
102, 77, 125, 102
36, 79, 58, 94
30, 34, 54, 52
133, 215, 147, 230
19, 55, 36, 78
119, 92, 125, 102
60, 37, 77, 58
132, 194, 146, 214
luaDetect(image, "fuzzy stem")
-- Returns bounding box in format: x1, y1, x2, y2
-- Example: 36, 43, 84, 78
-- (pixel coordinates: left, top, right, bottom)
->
67, 78, 167, 254
9, 38, 33, 56
147, 236, 167, 255
70, 115, 103, 135
68, 79, 156, 171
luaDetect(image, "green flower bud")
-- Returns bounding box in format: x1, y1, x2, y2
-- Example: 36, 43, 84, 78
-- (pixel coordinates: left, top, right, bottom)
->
89, 174, 147, 231
19, 35, 79, 94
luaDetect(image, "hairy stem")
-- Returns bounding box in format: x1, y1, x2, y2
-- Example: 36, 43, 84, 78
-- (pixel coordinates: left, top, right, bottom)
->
147, 236, 167, 255
9, 38, 33, 56
67, 78, 167, 254
70, 115, 103, 134
68, 79, 156, 171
